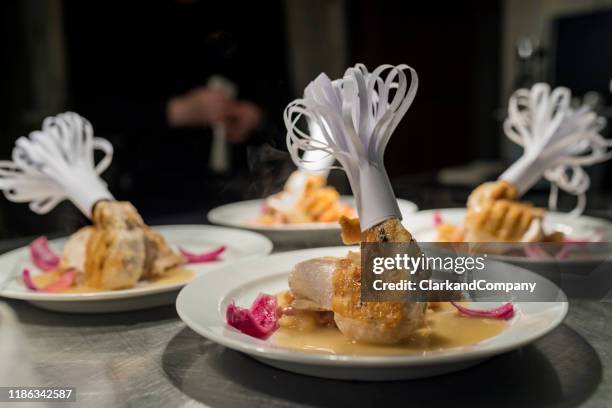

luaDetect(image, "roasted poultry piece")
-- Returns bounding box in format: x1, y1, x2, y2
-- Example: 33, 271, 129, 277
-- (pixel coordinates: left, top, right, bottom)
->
287, 216, 429, 345
438, 180, 563, 242
260, 172, 356, 225
62, 201, 185, 290
277, 63, 431, 344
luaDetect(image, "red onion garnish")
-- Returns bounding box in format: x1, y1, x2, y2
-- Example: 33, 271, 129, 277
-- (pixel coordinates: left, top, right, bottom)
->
29, 236, 60, 271
451, 301, 514, 320
523, 244, 554, 260
22, 268, 76, 292
555, 245, 572, 260
226, 293, 279, 339
22, 268, 38, 290
179, 246, 226, 263
525, 242, 598, 260
433, 210, 443, 227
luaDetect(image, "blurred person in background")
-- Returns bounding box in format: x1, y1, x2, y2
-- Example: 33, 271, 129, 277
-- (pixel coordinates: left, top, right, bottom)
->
64, 0, 289, 218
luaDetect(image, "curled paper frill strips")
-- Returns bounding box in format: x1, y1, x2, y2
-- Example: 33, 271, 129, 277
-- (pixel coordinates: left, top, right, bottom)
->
285, 64, 418, 230
0, 112, 114, 217
500, 83, 611, 216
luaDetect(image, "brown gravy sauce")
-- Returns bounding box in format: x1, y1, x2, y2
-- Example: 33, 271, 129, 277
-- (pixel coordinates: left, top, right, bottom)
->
273, 299, 507, 356
31, 268, 194, 293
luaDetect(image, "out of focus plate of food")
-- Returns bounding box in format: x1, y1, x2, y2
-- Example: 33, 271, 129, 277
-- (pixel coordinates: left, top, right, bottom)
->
176, 246, 567, 381
0, 225, 272, 313
207, 197, 417, 246
405, 208, 612, 241
404, 208, 612, 267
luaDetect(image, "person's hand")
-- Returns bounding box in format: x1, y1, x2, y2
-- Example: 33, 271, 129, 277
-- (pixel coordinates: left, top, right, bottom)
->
167, 86, 230, 127
223, 101, 263, 143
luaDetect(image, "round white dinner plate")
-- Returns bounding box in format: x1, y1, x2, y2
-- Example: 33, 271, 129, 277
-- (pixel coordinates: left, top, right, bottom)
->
207, 197, 417, 246
0, 225, 272, 313
176, 246, 567, 381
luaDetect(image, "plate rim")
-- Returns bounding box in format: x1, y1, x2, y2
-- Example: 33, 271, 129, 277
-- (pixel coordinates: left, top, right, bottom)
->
207, 197, 418, 232
176, 246, 568, 367
0, 224, 273, 302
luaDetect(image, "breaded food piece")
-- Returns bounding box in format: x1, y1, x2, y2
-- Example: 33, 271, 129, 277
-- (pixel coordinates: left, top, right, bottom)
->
332, 217, 428, 344
85, 201, 146, 290
141, 227, 185, 279
84, 201, 185, 290
339, 216, 361, 244
464, 181, 551, 242
339, 216, 416, 244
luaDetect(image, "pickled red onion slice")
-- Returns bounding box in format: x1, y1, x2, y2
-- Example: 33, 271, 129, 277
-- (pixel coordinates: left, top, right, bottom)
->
179, 246, 226, 263
226, 293, 279, 339
22, 268, 76, 292
29, 236, 60, 271
524, 244, 553, 260
433, 210, 443, 227
555, 245, 572, 260
22, 268, 38, 290
451, 301, 514, 319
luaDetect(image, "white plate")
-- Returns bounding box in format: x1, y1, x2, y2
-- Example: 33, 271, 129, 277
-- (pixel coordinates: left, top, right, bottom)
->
0, 225, 272, 313
207, 197, 417, 246
176, 246, 567, 381
404, 208, 612, 242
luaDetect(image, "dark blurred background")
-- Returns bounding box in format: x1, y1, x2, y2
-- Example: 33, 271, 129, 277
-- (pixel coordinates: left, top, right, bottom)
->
0, 0, 611, 239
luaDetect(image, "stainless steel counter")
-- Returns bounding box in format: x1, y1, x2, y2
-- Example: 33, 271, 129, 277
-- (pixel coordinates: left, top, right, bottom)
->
2, 294, 610, 407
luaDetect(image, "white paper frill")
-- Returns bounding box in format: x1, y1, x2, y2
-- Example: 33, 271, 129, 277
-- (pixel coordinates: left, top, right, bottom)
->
499, 83, 611, 216
285, 63, 418, 231
0, 112, 114, 217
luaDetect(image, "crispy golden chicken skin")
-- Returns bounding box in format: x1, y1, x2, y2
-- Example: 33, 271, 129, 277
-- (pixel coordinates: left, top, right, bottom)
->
142, 226, 185, 279
436, 181, 563, 242
464, 181, 548, 242
331, 217, 428, 344
339, 216, 416, 245
288, 216, 429, 344
85, 201, 146, 289
83, 201, 184, 290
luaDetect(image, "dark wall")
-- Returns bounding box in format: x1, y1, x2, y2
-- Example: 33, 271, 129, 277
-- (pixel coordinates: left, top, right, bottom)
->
347, 0, 502, 177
